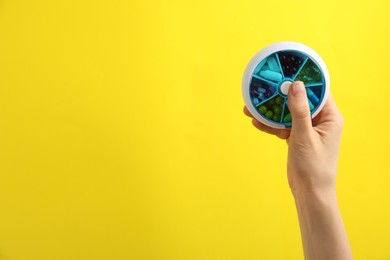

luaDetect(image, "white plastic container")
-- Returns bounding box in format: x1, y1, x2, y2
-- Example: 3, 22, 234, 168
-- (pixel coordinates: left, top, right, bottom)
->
242, 42, 330, 129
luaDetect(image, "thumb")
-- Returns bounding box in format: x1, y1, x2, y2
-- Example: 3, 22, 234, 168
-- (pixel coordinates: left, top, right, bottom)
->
287, 81, 312, 133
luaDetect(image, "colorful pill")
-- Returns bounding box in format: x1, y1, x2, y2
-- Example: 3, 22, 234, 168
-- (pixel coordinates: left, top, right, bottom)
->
273, 114, 281, 122
265, 110, 274, 119
253, 61, 265, 75
259, 70, 283, 82
306, 88, 320, 105
258, 93, 264, 99
308, 99, 314, 110
264, 89, 273, 98
258, 87, 266, 94
258, 105, 267, 114
283, 113, 292, 123
261, 84, 270, 90
252, 98, 260, 105
262, 64, 270, 71
275, 96, 284, 105
274, 106, 282, 115
266, 57, 280, 72
267, 98, 275, 106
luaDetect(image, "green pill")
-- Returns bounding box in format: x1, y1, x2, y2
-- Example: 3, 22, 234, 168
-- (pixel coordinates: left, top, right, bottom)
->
295, 59, 322, 85
274, 106, 282, 115
273, 114, 281, 122
275, 96, 284, 105
267, 99, 275, 106
258, 105, 267, 114
283, 113, 292, 123
265, 110, 274, 119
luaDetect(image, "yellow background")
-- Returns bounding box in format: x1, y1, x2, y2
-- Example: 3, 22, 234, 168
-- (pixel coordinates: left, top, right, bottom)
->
0, 0, 389, 259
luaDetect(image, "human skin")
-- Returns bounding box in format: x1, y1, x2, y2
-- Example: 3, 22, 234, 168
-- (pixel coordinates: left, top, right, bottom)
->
244, 81, 353, 260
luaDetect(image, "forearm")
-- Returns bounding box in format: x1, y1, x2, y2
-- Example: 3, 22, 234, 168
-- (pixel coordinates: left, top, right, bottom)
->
294, 188, 352, 260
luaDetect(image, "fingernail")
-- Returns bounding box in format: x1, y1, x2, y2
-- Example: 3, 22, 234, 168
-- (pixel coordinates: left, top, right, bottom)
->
291, 81, 305, 97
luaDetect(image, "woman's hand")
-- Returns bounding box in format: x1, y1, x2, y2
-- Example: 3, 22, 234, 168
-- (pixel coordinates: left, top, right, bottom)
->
244, 81, 352, 260
243, 81, 344, 197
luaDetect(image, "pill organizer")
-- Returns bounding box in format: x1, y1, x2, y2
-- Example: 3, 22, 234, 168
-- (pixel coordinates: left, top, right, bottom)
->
242, 42, 330, 129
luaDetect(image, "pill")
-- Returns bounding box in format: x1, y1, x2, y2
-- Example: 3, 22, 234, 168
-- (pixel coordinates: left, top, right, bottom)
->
253, 61, 265, 75
308, 99, 314, 110
258, 105, 267, 114
295, 59, 322, 84
306, 88, 320, 105
267, 98, 275, 107
258, 93, 264, 99
258, 87, 266, 94
264, 89, 273, 98
279, 52, 304, 78
312, 66, 320, 74
283, 113, 292, 123
262, 64, 270, 71
265, 110, 274, 119
274, 106, 282, 115
273, 114, 281, 122
275, 96, 284, 105
259, 70, 283, 82
303, 76, 313, 83
261, 84, 270, 90
251, 78, 269, 89
266, 57, 280, 72
252, 98, 260, 105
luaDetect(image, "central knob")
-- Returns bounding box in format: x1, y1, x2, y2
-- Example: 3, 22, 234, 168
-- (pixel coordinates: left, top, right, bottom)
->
280, 81, 293, 96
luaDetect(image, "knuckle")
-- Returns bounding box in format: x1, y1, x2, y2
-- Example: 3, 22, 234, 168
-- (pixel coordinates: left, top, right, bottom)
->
294, 107, 311, 121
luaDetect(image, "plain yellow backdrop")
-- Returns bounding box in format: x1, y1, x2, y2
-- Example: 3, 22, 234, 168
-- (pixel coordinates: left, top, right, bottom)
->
0, 0, 389, 259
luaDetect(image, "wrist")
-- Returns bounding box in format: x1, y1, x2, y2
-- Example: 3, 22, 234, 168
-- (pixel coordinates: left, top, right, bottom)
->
293, 186, 338, 209
288, 169, 337, 202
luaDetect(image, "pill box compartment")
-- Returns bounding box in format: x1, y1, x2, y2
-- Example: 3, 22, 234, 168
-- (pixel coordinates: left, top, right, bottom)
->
249, 50, 326, 127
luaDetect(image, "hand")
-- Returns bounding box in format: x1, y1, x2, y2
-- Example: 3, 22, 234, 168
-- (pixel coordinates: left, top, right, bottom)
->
245, 81, 352, 260
244, 81, 344, 198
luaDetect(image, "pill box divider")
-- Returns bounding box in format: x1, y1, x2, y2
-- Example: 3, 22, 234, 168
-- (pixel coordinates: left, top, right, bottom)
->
306, 82, 323, 88
275, 53, 285, 78
252, 74, 278, 88
255, 91, 279, 108
280, 97, 287, 123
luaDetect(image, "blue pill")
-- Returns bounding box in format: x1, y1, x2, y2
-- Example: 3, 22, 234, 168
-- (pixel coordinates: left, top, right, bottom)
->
266, 57, 280, 72
262, 64, 270, 71
308, 99, 314, 110
264, 89, 273, 98
252, 97, 260, 105
306, 88, 320, 105
258, 93, 264, 99
253, 60, 266, 75
259, 70, 283, 82
258, 87, 266, 94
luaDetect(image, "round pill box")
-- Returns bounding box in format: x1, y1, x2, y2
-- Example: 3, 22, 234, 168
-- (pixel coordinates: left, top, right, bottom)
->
242, 42, 330, 129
